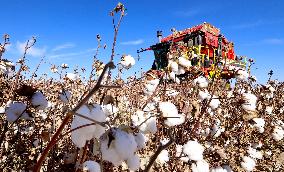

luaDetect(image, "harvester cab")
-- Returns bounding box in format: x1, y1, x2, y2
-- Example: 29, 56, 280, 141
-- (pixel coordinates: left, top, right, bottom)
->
137, 22, 247, 80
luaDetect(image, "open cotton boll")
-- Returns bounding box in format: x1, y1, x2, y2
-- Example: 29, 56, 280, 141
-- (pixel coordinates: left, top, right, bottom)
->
159, 102, 178, 118
222, 165, 233, 172
102, 104, 118, 117
265, 106, 273, 114
210, 166, 227, 172
247, 147, 263, 159
31, 91, 48, 110
191, 159, 209, 172
90, 104, 107, 122
59, 90, 71, 103
66, 73, 79, 81
242, 93, 257, 111
157, 150, 169, 164
272, 126, 284, 141
126, 154, 140, 171
252, 118, 265, 133
178, 56, 191, 68
209, 95, 220, 110
177, 66, 186, 75
5, 102, 31, 122
198, 90, 211, 101
169, 60, 179, 73
193, 76, 208, 88
134, 132, 147, 150
100, 133, 123, 166
241, 156, 256, 172
164, 113, 185, 127
82, 161, 101, 172
120, 55, 135, 69
236, 69, 249, 80
131, 111, 157, 134
113, 129, 138, 160
169, 71, 180, 84
183, 140, 204, 161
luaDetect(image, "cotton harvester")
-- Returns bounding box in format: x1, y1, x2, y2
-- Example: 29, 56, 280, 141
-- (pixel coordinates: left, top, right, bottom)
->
137, 22, 247, 80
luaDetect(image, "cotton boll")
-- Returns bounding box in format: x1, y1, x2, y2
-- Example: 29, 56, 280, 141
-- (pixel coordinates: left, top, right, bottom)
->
144, 116, 157, 133
209, 96, 220, 110
242, 93, 257, 112
236, 70, 249, 80
198, 90, 210, 101
82, 161, 101, 172
210, 166, 227, 172
165, 89, 179, 97
126, 154, 140, 171
247, 147, 263, 159
89, 104, 107, 122
177, 66, 186, 75
59, 90, 71, 103
113, 129, 138, 160
183, 140, 204, 161
131, 111, 157, 134
241, 156, 256, 171
169, 71, 180, 84
66, 73, 78, 80
102, 104, 118, 117
222, 165, 233, 172
5, 102, 31, 122
272, 126, 284, 141
120, 55, 135, 69
169, 60, 179, 73
191, 159, 209, 172
252, 118, 265, 133
71, 113, 97, 147
164, 113, 185, 127
134, 132, 147, 150
157, 150, 169, 164
100, 134, 123, 166
178, 56, 191, 68
159, 102, 178, 118
31, 91, 48, 110
193, 76, 208, 88
265, 106, 273, 115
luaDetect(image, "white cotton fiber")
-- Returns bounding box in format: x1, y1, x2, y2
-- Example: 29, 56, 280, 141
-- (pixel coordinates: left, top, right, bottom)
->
82, 161, 101, 172
183, 140, 204, 161
31, 91, 48, 110
126, 154, 140, 171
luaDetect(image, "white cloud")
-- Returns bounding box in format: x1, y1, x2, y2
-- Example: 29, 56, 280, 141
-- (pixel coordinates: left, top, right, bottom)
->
16, 41, 46, 57
52, 43, 75, 51
121, 39, 144, 45
48, 48, 96, 59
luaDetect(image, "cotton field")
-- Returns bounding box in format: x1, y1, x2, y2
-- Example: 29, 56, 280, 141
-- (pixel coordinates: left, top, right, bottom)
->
0, 3, 284, 172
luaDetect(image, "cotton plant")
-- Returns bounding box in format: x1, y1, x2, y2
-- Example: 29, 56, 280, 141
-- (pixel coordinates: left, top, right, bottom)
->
100, 127, 140, 171
120, 55, 135, 69
31, 91, 48, 110
71, 104, 106, 148
158, 102, 185, 127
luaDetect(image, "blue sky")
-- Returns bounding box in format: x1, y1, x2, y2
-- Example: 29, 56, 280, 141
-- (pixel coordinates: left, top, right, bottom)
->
1, 0, 284, 83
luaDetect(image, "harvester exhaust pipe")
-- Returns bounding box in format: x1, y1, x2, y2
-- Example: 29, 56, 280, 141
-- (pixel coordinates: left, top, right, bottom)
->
157, 30, 162, 43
